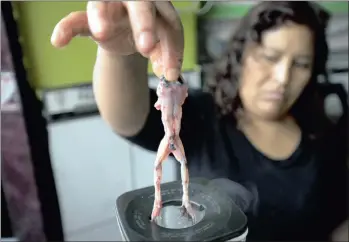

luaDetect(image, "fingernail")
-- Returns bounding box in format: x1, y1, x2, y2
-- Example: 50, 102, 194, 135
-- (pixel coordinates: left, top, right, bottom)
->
166, 68, 180, 81
152, 59, 159, 68
152, 62, 164, 78
50, 32, 57, 44
90, 10, 103, 34
91, 21, 102, 34
51, 29, 65, 48
138, 31, 154, 51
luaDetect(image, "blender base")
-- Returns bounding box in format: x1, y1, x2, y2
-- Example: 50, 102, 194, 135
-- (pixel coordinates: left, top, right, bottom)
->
116, 178, 248, 241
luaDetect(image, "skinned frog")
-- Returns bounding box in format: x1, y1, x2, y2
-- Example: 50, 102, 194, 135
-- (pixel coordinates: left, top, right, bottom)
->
151, 76, 195, 222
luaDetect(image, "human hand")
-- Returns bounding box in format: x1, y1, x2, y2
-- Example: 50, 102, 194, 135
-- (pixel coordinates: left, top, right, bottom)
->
51, 1, 184, 81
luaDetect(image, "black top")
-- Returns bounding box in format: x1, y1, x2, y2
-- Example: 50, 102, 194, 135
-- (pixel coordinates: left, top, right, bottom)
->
125, 89, 347, 241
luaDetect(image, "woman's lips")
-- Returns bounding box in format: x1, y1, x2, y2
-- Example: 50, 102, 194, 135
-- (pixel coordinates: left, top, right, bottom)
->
262, 91, 285, 101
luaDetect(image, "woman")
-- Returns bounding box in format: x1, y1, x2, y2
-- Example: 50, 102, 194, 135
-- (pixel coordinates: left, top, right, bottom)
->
51, 1, 347, 240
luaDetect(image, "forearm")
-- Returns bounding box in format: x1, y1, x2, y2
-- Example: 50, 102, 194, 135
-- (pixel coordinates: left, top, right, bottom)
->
93, 47, 150, 136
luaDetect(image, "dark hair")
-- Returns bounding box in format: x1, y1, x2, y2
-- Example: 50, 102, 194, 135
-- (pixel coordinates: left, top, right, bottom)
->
206, 1, 331, 137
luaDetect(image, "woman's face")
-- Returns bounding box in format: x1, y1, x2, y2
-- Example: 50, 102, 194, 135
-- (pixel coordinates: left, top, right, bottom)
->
239, 22, 314, 120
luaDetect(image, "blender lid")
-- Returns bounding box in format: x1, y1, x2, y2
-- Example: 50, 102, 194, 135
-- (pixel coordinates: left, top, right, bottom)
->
116, 178, 248, 241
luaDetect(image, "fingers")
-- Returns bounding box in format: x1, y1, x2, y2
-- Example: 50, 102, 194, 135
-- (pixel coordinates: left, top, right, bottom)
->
160, 25, 184, 81
153, 2, 184, 81
52, 1, 184, 82
51, 11, 90, 48
151, 17, 183, 81
149, 41, 163, 77
154, 2, 183, 31
86, 1, 122, 42
124, 1, 156, 56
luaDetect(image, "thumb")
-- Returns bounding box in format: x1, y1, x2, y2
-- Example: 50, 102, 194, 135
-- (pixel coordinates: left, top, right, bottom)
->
51, 11, 90, 48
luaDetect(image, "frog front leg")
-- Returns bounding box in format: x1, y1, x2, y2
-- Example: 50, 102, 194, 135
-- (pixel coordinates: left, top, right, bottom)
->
154, 99, 161, 110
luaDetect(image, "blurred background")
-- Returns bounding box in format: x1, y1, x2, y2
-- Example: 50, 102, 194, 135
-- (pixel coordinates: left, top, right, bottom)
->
1, 1, 348, 241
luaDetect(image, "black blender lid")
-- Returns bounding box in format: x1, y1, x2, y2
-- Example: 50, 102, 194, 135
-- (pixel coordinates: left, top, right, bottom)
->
116, 178, 248, 241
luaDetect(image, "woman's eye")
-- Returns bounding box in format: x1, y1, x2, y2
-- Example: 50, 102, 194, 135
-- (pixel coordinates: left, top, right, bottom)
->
293, 62, 310, 69
263, 54, 279, 62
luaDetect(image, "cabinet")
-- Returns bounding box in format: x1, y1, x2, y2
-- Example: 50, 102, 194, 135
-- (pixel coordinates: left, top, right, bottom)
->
130, 145, 177, 189
48, 116, 179, 240
48, 116, 133, 238
48, 115, 179, 240
66, 218, 121, 241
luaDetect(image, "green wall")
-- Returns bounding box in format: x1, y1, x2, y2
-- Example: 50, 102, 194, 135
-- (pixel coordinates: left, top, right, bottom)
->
13, 2, 198, 89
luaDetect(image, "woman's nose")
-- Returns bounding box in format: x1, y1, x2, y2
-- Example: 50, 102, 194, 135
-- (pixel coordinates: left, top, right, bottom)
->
273, 61, 292, 86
